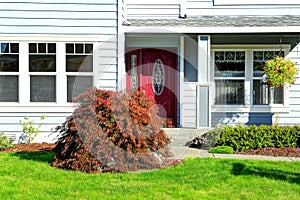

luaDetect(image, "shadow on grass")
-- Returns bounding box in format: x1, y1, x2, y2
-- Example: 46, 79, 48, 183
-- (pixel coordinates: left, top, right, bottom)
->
232, 163, 300, 184
13, 151, 55, 163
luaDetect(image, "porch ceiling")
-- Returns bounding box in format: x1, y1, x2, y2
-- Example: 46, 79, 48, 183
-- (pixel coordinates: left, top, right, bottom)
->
127, 15, 300, 27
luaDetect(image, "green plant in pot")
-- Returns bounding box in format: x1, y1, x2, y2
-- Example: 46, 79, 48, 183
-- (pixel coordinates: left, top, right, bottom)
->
264, 56, 298, 87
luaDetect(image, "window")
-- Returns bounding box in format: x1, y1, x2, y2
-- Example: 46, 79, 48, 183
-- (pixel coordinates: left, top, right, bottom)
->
184, 37, 198, 82
253, 51, 284, 104
213, 47, 287, 110
29, 43, 56, 102
66, 43, 93, 102
0, 41, 96, 105
0, 43, 19, 102
214, 51, 245, 105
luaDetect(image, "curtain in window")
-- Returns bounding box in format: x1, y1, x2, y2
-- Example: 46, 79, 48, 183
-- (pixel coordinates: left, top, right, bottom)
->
215, 80, 244, 105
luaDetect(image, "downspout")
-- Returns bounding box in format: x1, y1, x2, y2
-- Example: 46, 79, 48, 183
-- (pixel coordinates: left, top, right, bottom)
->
179, 0, 187, 19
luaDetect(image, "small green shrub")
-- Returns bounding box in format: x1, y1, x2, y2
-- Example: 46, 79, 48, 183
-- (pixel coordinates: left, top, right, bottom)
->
0, 132, 15, 150
210, 125, 300, 151
209, 146, 234, 154
20, 115, 45, 144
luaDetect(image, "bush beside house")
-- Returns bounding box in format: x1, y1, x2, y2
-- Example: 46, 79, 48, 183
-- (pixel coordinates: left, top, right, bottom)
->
191, 125, 300, 151
51, 88, 173, 173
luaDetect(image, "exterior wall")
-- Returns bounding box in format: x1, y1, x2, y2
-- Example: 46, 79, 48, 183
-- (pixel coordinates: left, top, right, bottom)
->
181, 83, 197, 127
0, 113, 69, 143
187, 0, 300, 16
0, 0, 118, 142
126, 0, 181, 19
211, 113, 273, 126
276, 46, 300, 126
126, 0, 300, 19
0, 0, 117, 35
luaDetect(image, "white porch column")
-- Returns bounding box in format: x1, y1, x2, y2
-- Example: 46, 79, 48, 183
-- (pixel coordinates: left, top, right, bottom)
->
197, 35, 211, 127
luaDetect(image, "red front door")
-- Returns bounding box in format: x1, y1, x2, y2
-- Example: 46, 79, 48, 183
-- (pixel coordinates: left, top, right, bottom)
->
126, 48, 178, 126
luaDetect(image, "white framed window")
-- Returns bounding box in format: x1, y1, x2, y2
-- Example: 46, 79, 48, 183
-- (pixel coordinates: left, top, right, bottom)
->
212, 45, 290, 113
66, 43, 93, 102
252, 50, 284, 105
0, 43, 19, 102
0, 41, 95, 106
29, 43, 57, 102
214, 51, 245, 105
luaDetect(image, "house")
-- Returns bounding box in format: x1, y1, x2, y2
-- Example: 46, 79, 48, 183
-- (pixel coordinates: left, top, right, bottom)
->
1, 0, 300, 142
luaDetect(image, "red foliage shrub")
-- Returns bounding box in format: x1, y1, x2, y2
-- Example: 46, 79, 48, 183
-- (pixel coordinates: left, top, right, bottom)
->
51, 88, 173, 173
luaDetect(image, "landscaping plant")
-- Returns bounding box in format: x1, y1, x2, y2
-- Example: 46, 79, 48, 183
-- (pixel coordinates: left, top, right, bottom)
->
0, 132, 15, 150
52, 88, 173, 173
209, 146, 234, 154
264, 56, 298, 87
190, 124, 300, 151
20, 115, 45, 144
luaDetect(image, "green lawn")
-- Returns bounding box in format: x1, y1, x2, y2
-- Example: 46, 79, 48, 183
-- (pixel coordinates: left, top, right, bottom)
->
0, 152, 299, 200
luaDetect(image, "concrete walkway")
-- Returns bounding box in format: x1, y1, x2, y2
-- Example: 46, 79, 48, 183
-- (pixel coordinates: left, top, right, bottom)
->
164, 128, 300, 162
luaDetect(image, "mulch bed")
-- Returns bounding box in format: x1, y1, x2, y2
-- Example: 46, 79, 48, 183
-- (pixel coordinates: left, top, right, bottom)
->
0, 143, 55, 153
235, 147, 300, 157
2, 143, 300, 158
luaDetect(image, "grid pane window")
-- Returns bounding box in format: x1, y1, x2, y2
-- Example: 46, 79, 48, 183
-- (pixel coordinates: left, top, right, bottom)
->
66, 55, 93, 72
67, 76, 93, 102
29, 43, 56, 102
215, 80, 244, 104
0, 42, 19, 102
214, 51, 245, 105
253, 51, 284, 105
66, 43, 93, 102
0, 76, 18, 102
30, 76, 56, 102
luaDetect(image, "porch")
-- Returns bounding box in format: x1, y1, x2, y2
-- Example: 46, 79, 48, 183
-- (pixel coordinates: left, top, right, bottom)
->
122, 30, 300, 128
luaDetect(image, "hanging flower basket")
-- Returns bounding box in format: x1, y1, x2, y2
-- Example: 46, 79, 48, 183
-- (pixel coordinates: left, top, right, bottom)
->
264, 56, 298, 87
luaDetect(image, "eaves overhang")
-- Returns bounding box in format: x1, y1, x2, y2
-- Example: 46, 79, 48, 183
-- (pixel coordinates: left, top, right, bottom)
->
124, 15, 300, 34
124, 26, 300, 34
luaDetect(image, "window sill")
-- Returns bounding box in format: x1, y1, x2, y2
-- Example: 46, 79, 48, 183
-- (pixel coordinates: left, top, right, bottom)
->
212, 105, 289, 113
0, 103, 75, 113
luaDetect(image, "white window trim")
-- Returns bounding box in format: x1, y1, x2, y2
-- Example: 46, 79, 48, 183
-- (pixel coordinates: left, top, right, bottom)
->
0, 40, 98, 111
211, 44, 291, 113
214, 0, 300, 6
0, 42, 20, 103
65, 42, 94, 103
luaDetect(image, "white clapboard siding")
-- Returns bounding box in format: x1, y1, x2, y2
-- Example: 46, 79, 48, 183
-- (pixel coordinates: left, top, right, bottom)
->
0, 112, 72, 143
126, 0, 300, 18
0, 11, 116, 20
0, 0, 118, 142
0, 0, 117, 35
126, 0, 181, 19
181, 83, 197, 127
186, 0, 300, 16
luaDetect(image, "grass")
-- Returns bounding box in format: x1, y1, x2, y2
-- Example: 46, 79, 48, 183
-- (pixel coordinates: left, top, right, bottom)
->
0, 152, 300, 200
